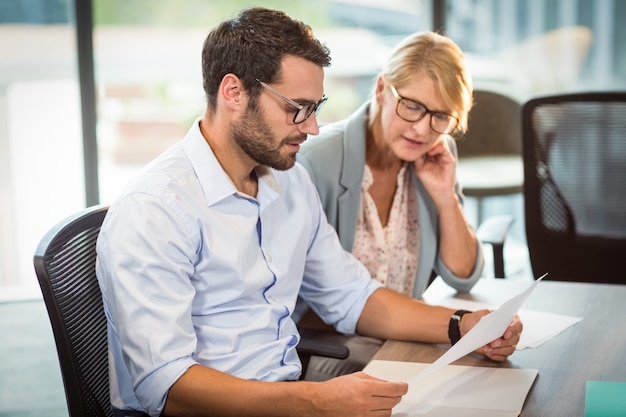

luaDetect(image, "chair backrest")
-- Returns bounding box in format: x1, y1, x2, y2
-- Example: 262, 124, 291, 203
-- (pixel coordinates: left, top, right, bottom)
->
521, 92, 626, 283
457, 89, 522, 157
33, 205, 113, 417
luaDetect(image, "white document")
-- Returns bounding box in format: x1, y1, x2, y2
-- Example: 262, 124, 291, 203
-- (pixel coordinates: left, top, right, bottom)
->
422, 295, 581, 350
410, 273, 547, 383
364, 360, 538, 417
516, 309, 581, 349
422, 275, 581, 350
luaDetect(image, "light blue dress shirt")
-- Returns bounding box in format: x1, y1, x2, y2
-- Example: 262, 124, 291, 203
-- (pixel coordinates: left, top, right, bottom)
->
95, 120, 382, 416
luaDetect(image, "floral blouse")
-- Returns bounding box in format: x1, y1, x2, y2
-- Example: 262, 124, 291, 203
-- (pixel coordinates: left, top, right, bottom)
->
352, 163, 420, 296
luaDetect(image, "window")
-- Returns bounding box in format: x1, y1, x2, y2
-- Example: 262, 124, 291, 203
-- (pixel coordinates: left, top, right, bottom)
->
0, 0, 84, 300
2, 0, 625, 298
445, 0, 625, 99
92, 0, 430, 202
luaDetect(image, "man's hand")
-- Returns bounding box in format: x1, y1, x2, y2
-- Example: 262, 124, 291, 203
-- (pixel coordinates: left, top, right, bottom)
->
309, 372, 407, 417
460, 310, 523, 362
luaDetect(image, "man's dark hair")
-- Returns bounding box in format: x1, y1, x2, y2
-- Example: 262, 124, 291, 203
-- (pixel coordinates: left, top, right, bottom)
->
201, 7, 331, 111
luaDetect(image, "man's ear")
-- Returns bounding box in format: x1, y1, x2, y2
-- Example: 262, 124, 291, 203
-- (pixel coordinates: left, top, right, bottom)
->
220, 74, 245, 111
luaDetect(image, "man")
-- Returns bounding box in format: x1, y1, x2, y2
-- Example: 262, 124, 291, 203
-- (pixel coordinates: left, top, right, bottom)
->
96, 7, 522, 417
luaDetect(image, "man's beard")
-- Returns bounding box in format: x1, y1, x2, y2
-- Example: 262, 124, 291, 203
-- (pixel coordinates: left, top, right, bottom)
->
232, 103, 306, 171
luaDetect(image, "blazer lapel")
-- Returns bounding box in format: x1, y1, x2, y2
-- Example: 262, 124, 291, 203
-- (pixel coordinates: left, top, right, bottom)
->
337, 103, 369, 251
413, 171, 438, 299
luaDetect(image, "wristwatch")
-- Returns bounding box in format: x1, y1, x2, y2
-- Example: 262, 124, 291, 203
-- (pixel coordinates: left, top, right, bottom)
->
448, 309, 472, 345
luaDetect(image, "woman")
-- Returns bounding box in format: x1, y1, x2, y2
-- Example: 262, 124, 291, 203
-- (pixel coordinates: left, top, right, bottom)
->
297, 31, 484, 381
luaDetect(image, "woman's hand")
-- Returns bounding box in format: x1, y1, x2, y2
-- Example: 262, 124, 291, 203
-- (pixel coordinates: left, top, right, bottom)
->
413, 136, 457, 207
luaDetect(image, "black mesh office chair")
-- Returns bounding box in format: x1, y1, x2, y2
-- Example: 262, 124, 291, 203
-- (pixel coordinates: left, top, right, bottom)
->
34, 205, 347, 417
521, 92, 626, 283
33, 205, 112, 417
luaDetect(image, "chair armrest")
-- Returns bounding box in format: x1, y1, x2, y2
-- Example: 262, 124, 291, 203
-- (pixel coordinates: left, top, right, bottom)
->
476, 215, 515, 278
297, 337, 350, 360
296, 328, 350, 380
476, 214, 514, 245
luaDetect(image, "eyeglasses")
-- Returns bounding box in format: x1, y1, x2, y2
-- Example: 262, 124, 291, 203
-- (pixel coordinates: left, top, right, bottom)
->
256, 79, 328, 124
389, 85, 459, 134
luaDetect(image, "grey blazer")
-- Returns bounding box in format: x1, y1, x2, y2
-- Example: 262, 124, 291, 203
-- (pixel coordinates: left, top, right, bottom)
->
297, 102, 483, 299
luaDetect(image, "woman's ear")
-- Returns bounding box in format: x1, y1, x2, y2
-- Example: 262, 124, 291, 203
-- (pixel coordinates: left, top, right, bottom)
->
374, 76, 386, 105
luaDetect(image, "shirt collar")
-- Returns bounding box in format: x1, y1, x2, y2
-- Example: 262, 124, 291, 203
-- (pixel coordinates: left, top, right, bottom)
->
183, 119, 282, 206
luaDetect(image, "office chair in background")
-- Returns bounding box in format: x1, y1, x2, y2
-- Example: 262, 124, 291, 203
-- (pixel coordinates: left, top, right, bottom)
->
456, 89, 523, 223
33, 205, 348, 417
521, 91, 626, 284
455, 89, 523, 278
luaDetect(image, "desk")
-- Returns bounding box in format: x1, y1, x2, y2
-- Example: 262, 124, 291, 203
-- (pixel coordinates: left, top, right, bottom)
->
371, 278, 626, 416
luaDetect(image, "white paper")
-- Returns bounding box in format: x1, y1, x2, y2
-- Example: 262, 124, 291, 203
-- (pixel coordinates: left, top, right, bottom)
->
421, 297, 581, 350
422, 276, 581, 350
410, 274, 547, 383
516, 309, 581, 349
364, 360, 538, 417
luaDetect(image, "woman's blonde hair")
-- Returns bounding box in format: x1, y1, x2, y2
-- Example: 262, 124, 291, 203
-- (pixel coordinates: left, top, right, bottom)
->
370, 31, 473, 135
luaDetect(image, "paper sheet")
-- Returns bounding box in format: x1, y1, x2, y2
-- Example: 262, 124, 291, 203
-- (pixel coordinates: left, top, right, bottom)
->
422, 276, 582, 350
423, 296, 581, 350
364, 360, 538, 417
517, 309, 581, 349
409, 274, 547, 383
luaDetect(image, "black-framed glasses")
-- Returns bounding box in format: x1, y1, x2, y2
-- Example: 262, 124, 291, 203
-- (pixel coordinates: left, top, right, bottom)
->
256, 79, 328, 124
389, 85, 459, 134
